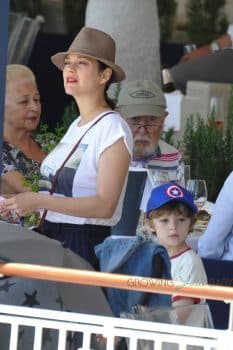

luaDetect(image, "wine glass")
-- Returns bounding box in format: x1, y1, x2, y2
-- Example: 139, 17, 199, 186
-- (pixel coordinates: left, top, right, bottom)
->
175, 162, 185, 186
184, 43, 197, 55
186, 179, 208, 210
147, 168, 170, 187
147, 163, 188, 187
209, 96, 224, 128
184, 164, 191, 186
174, 163, 191, 187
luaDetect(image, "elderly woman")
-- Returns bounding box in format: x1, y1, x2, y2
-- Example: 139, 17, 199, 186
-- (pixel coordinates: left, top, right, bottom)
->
2, 64, 46, 194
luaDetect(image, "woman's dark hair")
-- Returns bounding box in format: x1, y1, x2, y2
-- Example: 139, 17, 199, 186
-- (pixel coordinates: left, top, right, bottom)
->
98, 61, 116, 109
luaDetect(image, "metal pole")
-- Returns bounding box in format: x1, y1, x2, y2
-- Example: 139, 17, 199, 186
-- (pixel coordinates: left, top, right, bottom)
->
228, 302, 233, 331
1, 262, 233, 303
0, 1, 10, 178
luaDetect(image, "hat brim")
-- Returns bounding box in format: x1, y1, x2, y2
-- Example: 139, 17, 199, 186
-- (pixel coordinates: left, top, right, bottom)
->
118, 104, 166, 118
51, 51, 125, 83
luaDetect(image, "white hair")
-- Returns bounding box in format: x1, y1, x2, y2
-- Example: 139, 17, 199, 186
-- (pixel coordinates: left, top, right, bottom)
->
6, 64, 36, 83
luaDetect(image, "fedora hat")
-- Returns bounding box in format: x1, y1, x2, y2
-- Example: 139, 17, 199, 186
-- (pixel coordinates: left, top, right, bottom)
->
51, 26, 125, 83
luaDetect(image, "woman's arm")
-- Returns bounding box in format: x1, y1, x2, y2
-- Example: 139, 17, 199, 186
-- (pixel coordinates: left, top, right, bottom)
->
2, 138, 131, 218
198, 172, 233, 259
1, 171, 32, 194
180, 33, 232, 63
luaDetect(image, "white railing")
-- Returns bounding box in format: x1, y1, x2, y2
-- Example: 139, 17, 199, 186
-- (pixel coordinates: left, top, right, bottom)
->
0, 304, 229, 350
0, 262, 232, 349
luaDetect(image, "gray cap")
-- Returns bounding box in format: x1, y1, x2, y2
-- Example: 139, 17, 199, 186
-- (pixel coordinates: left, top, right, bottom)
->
117, 80, 167, 118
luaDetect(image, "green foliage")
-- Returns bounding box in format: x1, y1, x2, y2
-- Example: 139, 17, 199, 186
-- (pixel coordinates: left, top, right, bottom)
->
23, 212, 41, 228
23, 169, 40, 192
181, 113, 233, 201
10, 0, 42, 17
161, 127, 176, 146
22, 171, 41, 226
35, 101, 78, 153
157, 0, 177, 41
35, 122, 64, 154
114, 83, 121, 103
186, 0, 228, 45
59, 101, 79, 132
63, 0, 88, 34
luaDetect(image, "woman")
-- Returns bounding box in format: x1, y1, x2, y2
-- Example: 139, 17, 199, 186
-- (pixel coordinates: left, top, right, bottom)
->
198, 171, 233, 260
2, 64, 46, 194
2, 27, 133, 268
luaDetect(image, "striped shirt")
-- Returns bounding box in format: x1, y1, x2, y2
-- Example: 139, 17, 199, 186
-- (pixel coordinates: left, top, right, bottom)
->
138, 140, 183, 212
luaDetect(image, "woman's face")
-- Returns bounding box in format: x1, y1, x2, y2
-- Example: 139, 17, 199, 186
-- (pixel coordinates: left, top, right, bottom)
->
63, 53, 108, 97
5, 78, 41, 132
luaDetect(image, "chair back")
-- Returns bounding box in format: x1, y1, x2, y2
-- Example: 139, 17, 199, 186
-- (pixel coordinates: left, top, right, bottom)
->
111, 168, 147, 236
202, 257, 233, 329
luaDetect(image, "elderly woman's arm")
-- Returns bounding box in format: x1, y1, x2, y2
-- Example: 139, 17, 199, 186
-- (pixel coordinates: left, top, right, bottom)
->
1, 171, 31, 194
198, 172, 233, 259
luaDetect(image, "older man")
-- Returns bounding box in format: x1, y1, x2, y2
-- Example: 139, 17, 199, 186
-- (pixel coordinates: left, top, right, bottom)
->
117, 79, 183, 214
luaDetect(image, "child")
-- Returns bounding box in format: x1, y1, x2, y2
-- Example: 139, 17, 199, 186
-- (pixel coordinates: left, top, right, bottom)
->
146, 182, 209, 325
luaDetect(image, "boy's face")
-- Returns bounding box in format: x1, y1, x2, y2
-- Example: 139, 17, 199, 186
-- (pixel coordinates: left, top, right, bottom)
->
149, 211, 191, 256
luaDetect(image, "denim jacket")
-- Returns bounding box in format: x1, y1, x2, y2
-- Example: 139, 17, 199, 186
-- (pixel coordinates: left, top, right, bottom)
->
95, 236, 172, 316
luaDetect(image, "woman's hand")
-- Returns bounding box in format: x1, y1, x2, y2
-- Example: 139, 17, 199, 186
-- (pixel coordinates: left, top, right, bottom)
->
0, 192, 40, 217
0, 196, 16, 221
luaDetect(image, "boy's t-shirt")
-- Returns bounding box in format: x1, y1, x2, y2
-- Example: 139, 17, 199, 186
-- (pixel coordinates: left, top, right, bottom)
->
170, 248, 209, 327
170, 247, 207, 304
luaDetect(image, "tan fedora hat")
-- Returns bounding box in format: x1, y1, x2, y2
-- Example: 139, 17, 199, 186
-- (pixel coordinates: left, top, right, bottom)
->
51, 26, 125, 83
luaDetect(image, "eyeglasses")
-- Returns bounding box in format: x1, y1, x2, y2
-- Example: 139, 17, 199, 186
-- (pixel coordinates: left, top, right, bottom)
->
129, 121, 162, 130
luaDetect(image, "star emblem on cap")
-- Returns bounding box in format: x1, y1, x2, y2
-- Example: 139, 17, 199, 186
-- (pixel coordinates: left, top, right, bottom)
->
167, 185, 183, 198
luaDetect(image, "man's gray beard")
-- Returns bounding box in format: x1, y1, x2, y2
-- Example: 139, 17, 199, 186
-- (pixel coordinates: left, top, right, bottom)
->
134, 145, 155, 159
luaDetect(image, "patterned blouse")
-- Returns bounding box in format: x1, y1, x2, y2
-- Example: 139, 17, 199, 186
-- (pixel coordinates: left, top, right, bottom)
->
2, 141, 41, 181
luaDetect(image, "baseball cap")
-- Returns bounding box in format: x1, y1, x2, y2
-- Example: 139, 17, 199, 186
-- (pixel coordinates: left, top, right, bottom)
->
146, 182, 198, 217
117, 80, 167, 118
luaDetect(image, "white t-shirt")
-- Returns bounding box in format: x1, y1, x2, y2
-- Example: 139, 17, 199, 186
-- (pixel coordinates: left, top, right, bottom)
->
171, 248, 207, 303
40, 111, 133, 225
170, 248, 209, 328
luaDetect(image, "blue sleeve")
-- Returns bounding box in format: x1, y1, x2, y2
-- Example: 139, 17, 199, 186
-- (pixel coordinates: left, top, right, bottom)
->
198, 172, 233, 259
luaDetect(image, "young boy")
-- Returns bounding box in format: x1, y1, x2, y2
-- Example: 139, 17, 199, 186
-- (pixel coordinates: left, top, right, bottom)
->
146, 182, 209, 325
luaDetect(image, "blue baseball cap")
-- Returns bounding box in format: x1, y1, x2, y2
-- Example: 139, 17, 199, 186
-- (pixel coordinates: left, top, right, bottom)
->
146, 182, 198, 217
